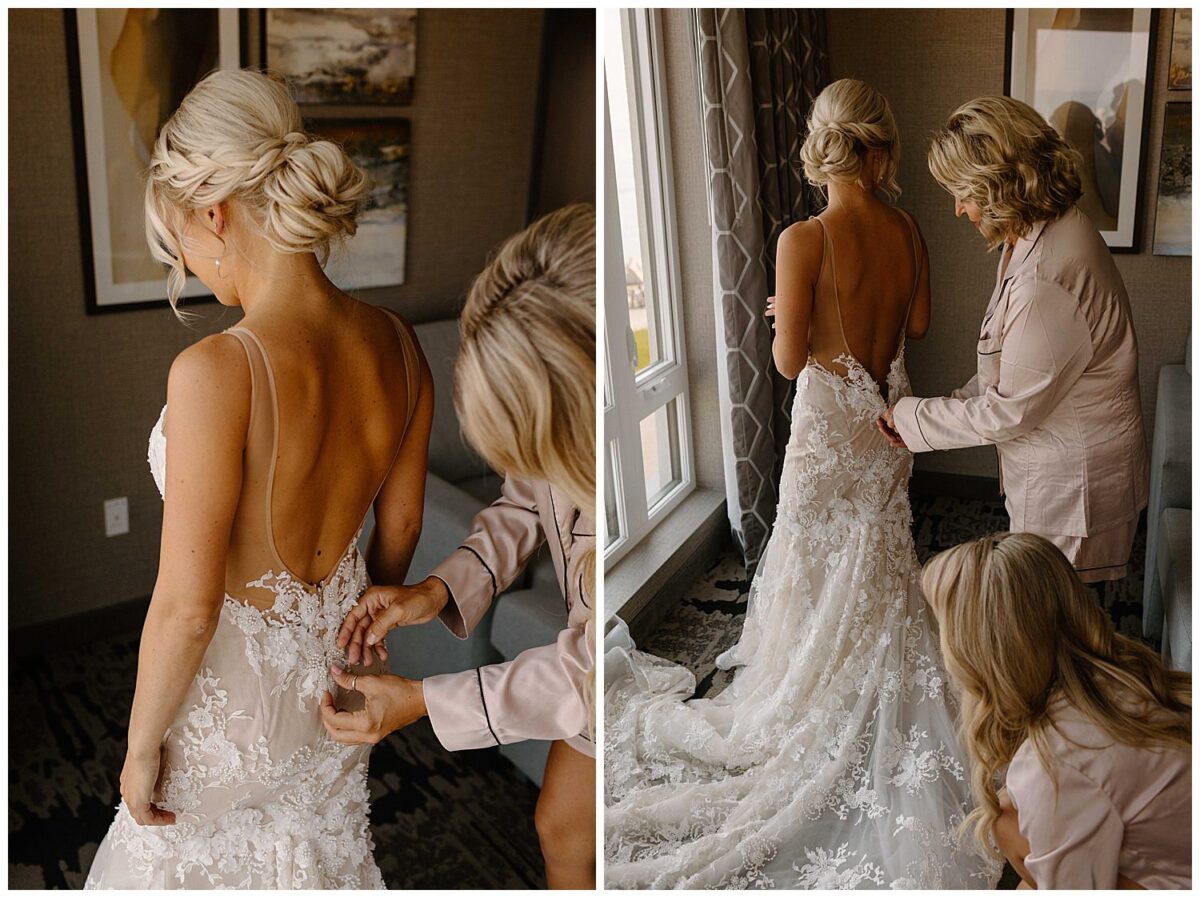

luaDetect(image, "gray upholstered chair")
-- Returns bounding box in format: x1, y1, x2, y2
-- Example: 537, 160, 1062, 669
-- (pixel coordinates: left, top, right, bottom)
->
1142, 333, 1191, 670
1158, 508, 1192, 671
362, 317, 565, 785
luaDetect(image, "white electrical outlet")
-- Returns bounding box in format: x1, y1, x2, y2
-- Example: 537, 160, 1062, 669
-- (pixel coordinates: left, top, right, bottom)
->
104, 497, 129, 537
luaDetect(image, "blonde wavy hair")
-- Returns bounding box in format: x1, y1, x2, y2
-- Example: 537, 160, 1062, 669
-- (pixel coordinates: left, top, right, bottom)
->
800, 78, 901, 200
455, 203, 597, 731
927, 96, 1083, 249
144, 69, 369, 315
922, 532, 1191, 858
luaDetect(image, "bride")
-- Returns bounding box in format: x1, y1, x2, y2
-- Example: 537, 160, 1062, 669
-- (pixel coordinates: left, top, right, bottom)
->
86, 70, 432, 888
605, 79, 1001, 889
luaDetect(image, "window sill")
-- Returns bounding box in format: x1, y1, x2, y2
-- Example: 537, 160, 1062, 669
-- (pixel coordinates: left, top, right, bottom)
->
604, 487, 727, 641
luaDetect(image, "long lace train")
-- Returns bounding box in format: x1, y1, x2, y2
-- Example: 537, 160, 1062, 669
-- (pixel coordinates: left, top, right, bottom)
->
604, 354, 1001, 889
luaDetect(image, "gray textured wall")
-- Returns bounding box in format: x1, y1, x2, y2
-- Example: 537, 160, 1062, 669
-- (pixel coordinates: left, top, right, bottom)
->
827, 8, 1192, 478
10, 9, 548, 627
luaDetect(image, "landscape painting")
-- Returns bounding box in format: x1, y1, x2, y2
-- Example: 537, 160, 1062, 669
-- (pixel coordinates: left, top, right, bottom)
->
1153, 103, 1191, 256
267, 9, 417, 106
307, 119, 410, 287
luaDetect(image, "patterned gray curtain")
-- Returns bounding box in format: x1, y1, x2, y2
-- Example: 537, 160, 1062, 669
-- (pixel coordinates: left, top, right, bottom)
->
693, 9, 829, 566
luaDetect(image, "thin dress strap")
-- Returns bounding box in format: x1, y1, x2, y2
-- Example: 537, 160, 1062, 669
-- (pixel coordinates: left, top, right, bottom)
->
379, 307, 420, 431
223, 328, 258, 440
897, 209, 923, 350
357, 307, 422, 518
227, 326, 289, 576
812, 215, 853, 357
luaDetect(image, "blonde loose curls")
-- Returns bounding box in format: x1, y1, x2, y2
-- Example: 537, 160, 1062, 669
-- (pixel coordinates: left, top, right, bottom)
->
921, 532, 1190, 858
144, 69, 369, 315
800, 78, 901, 199
455, 203, 596, 735
927, 96, 1083, 249
455, 203, 596, 530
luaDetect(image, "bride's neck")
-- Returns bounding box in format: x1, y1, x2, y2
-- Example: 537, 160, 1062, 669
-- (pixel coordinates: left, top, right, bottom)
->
825, 181, 881, 212
230, 242, 340, 319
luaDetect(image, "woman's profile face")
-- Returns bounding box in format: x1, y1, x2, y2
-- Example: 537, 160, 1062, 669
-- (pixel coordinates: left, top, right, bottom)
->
954, 195, 983, 232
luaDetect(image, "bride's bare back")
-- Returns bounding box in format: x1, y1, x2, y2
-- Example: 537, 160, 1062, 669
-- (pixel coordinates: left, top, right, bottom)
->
220, 299, 427, 609
773, 199, 930, 391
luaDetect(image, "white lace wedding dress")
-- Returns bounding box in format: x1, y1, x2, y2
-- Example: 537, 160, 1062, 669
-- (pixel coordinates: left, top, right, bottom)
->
605, 221, 1001, 889
85, 319, 417, 889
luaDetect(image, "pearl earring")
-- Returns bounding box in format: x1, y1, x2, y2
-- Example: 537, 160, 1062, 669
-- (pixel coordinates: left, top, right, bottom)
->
215, 259, 221, 272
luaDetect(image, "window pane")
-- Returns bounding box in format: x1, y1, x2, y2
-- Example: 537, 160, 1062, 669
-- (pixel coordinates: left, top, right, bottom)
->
604, 10, 663, 376
603, 440, 622, 551
640, 397, 682, 510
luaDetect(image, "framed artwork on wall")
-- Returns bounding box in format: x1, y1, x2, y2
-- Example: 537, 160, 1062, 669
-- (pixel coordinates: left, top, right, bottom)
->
1169, 8, 1192, 90
306, 119, 410, 288
1006, 8, 1157, 252
1153, 102, 1191, 256
265, 9, 417, 108
66, 9, 243, 313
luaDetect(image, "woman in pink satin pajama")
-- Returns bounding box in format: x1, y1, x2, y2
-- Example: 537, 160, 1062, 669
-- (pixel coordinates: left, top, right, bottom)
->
322, 204, 597, 888
882, 97, 1148, 583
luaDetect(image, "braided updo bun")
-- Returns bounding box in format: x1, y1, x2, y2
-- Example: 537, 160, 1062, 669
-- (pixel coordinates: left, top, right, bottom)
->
800, 79, 901, 199
144, 69, 369, 314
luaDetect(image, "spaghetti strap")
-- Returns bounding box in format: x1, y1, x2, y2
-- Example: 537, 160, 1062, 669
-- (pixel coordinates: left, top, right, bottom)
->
223, 328, 258, 434
378, 307, 420, 430
229, 326, 288, 575
896, 209, 923, 349
812, 215, 852, 357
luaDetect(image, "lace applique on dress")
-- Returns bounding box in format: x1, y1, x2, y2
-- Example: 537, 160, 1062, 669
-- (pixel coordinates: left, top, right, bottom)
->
603, 353, 1001, 889
87, 401, 385, 889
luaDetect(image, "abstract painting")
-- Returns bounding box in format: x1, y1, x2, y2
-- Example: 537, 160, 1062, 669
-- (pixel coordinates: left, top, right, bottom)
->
266, 9, 417, 106
1153, 103, 1191, 256
1007, 8, 1156, 251
307, 119, 410, 288
1169, 9, 1192, 90
68, 9, 241, 311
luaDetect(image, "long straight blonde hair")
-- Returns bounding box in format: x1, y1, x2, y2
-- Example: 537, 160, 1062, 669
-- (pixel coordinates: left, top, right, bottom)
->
921, 532, 1191, 857
454, 203, 597, 728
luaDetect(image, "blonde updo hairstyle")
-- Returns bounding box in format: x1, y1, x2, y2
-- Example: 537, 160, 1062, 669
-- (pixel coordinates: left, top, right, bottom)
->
928, 96, 1083, 250
800, 78, 901, 200
455, 203, 597, 736
144, 69, 369, 315
921, 532, 1190, 858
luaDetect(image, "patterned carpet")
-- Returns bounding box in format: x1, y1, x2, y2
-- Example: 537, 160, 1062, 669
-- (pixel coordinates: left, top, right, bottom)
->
8, 632, 544, 889
636, 493, 1147, 892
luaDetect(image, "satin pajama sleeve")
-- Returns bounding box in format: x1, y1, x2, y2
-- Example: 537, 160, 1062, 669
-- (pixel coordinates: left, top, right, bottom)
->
949, 373, 980, 401
892, 279, 1094, 452
1006, 750, 1123, 888
422, 618, 594, 750
428, 476, 545, 638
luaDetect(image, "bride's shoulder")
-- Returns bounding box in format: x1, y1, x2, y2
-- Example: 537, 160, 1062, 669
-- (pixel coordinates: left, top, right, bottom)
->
166, 333, 252, 415
776, 217, 825, 259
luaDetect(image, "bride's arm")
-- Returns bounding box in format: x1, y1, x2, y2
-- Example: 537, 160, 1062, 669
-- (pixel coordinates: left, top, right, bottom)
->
122, 335, 249, 824
771, 221, 820, 379
365, 351, 435, 587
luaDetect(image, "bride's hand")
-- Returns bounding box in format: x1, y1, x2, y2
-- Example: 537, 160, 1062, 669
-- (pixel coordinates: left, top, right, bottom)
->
337, 577, 451, 665
320, 666, 427, 745
120, 748, 176, 826
877, 408, 907, 449
765, 295, 777, 329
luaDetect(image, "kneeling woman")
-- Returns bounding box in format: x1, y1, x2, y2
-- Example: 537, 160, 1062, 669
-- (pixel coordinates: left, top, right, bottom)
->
323, 204, 596, 888
922, 533, 1190, 889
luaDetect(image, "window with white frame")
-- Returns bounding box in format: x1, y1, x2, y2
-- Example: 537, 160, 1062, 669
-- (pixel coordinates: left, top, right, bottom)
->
602, 8, 694, 571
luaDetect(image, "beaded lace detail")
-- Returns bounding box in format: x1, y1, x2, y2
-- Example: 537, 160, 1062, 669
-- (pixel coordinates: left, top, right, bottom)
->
604, 354, 1001, 889
85, 407, 383, 889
